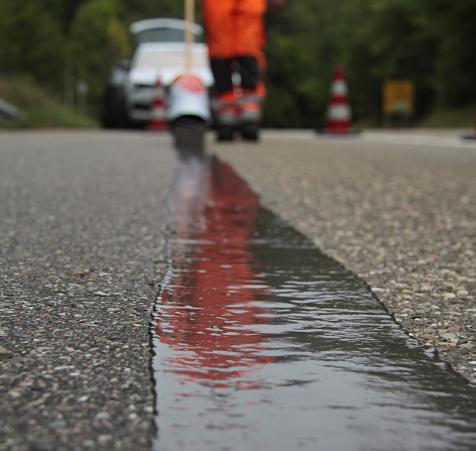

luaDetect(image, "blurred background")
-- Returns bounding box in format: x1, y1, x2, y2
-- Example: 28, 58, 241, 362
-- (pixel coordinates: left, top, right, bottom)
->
0, 0, 475, 129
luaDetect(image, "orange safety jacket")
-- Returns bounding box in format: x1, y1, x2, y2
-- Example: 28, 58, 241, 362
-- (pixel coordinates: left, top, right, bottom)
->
202, 0, 266, 63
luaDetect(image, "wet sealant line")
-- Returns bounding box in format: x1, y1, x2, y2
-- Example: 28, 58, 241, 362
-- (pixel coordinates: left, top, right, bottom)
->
151, 154, 476, 451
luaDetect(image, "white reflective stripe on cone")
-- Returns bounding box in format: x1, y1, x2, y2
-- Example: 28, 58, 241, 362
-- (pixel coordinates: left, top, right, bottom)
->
332, 80, 348, 96
151, 109, 167, 119
328, 104, 351, 121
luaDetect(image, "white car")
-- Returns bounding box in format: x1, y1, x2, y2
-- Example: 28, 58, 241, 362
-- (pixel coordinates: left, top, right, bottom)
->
102, 18, 213, 128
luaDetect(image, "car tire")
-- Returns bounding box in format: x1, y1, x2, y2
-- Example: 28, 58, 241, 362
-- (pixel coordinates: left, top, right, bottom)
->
101, 85, 130, 129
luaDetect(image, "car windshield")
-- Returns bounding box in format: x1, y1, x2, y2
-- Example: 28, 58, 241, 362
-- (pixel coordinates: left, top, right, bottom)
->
134, 47, 209, 70
135, 28, 203, 45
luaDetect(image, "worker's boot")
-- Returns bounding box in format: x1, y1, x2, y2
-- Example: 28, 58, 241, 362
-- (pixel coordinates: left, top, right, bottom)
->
211, 91, 237, 141
237, 89, 262, 142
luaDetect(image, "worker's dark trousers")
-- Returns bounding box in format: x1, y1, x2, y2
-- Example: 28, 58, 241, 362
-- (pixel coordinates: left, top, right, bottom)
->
210, 57, 260, 93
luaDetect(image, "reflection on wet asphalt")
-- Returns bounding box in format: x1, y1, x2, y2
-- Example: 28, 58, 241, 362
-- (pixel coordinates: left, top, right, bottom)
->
152, 155, 476, 451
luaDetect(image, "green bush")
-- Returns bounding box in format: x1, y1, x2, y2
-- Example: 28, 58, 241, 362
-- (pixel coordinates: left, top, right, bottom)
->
70, 0, 131, 114
0, 76, 97, 128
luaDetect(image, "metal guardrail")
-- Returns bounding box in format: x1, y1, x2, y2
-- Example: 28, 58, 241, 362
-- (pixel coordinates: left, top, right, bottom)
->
0, 97, 25, 119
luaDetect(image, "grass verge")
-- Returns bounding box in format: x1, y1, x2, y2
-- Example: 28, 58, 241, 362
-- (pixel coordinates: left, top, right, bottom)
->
0, 76, 98, 129
419, 105, 476, 129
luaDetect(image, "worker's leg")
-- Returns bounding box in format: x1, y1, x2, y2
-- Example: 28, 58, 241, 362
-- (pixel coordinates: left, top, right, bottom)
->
202, 0, 238, 140
234, 0, 266, 90
202, 0, 235, 93
234, 0, 267, 140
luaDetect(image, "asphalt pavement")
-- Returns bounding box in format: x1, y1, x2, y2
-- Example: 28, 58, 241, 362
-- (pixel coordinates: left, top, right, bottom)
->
215, 130, 476, 383
0, 132, 175, 450
1, 130, 475, 450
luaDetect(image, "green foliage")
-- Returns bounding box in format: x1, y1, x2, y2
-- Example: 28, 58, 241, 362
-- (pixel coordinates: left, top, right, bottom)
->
0, 76, 97, 128
345, 0, 438, 119
420, 105, 476, 129
123, 0, 183, 21
428, 0, 476, 107
70, 0, 131, 112
0, 0, 66, 88
264, 0, 476, 125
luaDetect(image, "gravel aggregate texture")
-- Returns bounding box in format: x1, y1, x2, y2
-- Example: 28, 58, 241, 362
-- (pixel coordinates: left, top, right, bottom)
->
214, 131, 476, 383
0, 132, 175, 450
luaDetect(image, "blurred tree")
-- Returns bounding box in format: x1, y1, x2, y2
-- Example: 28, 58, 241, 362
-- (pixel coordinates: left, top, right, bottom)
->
427, 0, 476, 107
264, 1, 328, 127
70, 0, 131, 112
123, 0, 182, 21
0, 0, 65, 89
346, 0, 438, 121
60, 0, 84, 32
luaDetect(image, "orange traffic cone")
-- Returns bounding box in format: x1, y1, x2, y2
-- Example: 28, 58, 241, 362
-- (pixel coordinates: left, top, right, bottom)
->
148, 80, 169, 131
321, 63, 358, 135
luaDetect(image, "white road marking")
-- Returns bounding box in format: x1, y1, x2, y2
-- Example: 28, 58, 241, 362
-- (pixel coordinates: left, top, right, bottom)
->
362, 131, 476, 150
260, 130, 476, 150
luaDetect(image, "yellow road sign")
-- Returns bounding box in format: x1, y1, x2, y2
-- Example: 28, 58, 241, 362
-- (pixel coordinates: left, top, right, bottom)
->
383, 80, 415, 115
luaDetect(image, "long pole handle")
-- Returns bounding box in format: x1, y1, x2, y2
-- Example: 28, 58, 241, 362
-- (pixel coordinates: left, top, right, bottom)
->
185, 0, 195, 73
